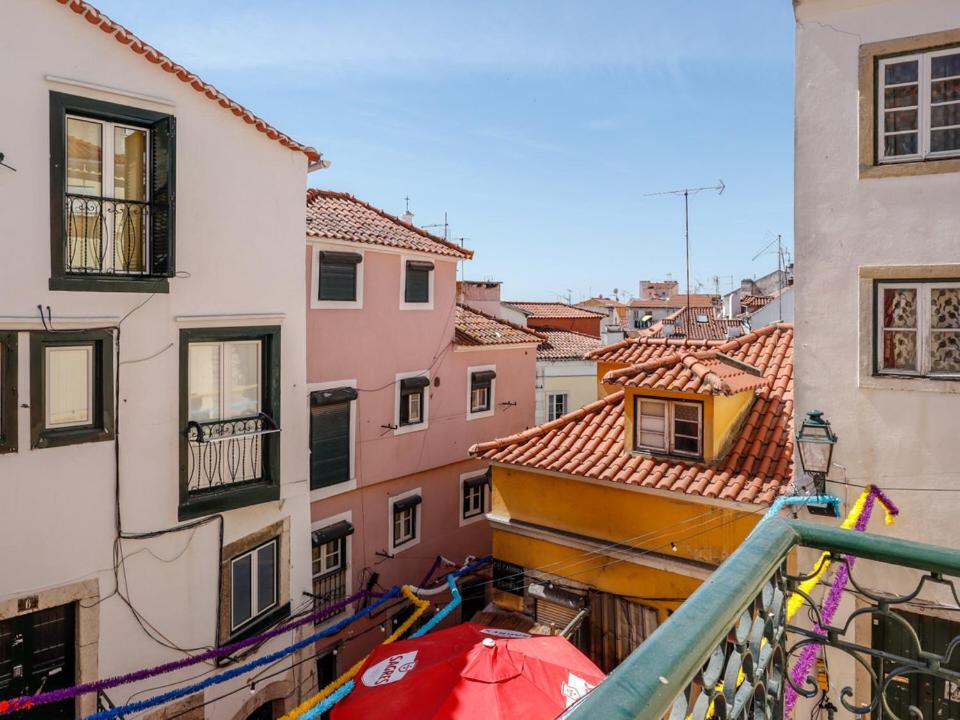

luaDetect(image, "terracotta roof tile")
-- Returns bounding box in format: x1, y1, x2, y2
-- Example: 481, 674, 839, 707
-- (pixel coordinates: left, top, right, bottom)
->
643, 307, 747, 341
741, 294, 774, 310
306, 190, 472, 259
536, 330, 602, 360
603, 351, 769, 396
454, 305, 544, 346
470, 323, 794, 505
54, 0, 321, 164
587, 335, 721, 365
503, 302, 606, 319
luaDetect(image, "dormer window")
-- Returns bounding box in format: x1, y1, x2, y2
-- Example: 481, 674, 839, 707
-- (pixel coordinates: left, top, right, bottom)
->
634, 397, 702, 458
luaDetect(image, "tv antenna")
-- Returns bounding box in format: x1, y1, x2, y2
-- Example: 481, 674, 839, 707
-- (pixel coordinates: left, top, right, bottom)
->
423, 211, 449, 242
644, 180, 725, 323
752, 233, 789, 323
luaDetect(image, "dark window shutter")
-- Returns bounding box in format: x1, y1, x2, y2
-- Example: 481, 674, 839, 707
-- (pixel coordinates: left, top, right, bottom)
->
319, 259, 357, 301
404, 264, 430, 303
310, 402, 350, 490
149, 115, 176, 278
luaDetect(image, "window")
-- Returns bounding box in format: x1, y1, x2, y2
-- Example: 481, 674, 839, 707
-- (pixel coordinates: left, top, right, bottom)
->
310, 386, 357, 491
311, 520, 353, 621
390, 492, 421, 551
397, 374, 429, 431
878, 49, 960, 164
403, 260, 433, 305
547, 393, 568, 421
317, 251, 362, 302
30, 330, 114, 449
634, 397, 702, 458
230, 539, 278, 633
877, 282, 960, 377
461, 469, 490, 523
0, 332, 18, 454
50, 92, 175, 292
468, 367, 496, 418
179, 326, 281, 520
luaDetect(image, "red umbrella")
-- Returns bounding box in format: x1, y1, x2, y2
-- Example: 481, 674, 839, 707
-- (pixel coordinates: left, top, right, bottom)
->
331, 623, 604, 719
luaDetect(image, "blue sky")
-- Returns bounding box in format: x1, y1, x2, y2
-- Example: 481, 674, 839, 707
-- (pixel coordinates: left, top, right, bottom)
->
94, 1, 796, 301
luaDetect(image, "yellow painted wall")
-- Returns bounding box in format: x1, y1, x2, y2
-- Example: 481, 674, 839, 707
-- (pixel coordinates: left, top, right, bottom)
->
543, 373, 597, 415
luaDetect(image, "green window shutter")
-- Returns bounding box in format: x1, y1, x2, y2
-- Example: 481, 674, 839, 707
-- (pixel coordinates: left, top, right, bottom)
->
310, 401, 350, 490
149, 115, 176, 277
404, 261, 433, 303
318, 252, 360, 301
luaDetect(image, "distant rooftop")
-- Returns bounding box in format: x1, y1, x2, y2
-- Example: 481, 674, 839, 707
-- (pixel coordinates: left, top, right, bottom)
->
503, 302, 606, 319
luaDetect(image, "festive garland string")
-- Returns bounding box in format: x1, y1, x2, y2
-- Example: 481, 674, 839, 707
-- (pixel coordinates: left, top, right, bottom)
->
751, 495, 841, 536
0, 589, 378, 716
81, 587, 403, 720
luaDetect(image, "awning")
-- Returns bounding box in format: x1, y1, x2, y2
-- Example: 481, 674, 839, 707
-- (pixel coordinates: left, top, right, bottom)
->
400, 376, 430, 393
641, 314, 653, 322
406, 260, 435, 271
310, 386, 358, 406
318, 250, 363, 265
312, 520, 354, 546
471, 370, 497, 384
464, 469, 491, 489
394, 494, 422, 512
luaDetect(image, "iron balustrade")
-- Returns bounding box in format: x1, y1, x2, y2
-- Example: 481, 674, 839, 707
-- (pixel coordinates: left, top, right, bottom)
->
185, 413, 279, 494
312, 569, 348, 623
64, 193, 152, 276
562, 519, 960, 720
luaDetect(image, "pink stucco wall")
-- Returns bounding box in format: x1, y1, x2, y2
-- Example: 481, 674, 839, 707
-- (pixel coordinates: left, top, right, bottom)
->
304, 241, 535, 665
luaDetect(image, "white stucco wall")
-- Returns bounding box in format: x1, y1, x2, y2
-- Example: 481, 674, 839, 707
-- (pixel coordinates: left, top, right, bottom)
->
748, 286, 794, 327
795, 0, 960, 711
0, 2, 313, 716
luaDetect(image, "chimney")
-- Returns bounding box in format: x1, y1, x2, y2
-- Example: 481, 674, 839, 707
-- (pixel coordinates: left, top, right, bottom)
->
601, 325, 625, 345
400, 210, 415, 225
726, 325, 743, 340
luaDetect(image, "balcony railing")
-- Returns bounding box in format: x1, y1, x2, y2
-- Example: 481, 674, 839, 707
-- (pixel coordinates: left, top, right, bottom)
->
185, 413, 279, 494
313, 569, 348, 623
64, 193, 151, 276
563, 518, 960, 720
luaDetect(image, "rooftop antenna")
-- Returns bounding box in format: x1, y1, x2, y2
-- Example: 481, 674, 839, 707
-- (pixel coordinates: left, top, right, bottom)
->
751, 233, 788, 323
644, 180, 725, 325
423, 211, 450, 242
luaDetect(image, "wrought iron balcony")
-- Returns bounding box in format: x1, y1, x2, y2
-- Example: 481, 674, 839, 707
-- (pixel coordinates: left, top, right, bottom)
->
562, 518, 960, 720
64, 193, 152, 276
185, 413, 279, 495
312, 569, 348, 623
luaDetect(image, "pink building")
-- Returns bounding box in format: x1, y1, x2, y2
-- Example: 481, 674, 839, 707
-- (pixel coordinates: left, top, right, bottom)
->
303, 190, 539, 674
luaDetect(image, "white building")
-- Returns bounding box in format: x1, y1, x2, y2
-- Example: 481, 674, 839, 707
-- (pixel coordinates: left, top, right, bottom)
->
0, 2, 320, 717
794, 0, 960, 716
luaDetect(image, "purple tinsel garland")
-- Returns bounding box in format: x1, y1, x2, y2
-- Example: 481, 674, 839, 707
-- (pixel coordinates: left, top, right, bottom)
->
0, 589, 372, 714
784, 487, 889, 714
0, 553, 459, 714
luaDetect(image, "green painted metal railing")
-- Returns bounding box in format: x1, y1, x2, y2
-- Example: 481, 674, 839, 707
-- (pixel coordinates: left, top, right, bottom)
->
562, 518, 960, 720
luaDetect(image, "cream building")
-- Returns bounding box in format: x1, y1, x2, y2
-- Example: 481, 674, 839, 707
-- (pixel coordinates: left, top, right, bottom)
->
0, 1, 321, 717
794, 1, 960, 717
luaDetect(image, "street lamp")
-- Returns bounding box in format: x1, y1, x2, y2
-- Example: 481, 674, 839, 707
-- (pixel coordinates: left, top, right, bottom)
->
796, 409, 838, 493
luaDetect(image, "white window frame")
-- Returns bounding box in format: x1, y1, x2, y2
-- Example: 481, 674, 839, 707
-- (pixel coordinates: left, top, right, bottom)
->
394, 370, 429, 435
399, 254, 435, 311
878, 49, 960, 164
634, 397, 703, 459
311, 511, 353, 628
459, 469, 490, 526
44, 344, 94, 430
466, 364, 496, 420
187, 339, 262, 422
65, 114, 152, 273
388, 487, 422, 554
876, 281, 960, 378
546, 393, 568, 421
310, 245, 364, 310
308, 379, 358, 502
229, 538, 278, 633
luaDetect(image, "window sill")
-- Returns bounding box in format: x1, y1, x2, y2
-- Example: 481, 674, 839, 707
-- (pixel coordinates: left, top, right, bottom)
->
311, 298, 363, 310
631, 447, 704, 463
310, 477, 358, 502
394, 421, 428, 436
860, 156, 960, 180
179, 481, 280, 521
460, 511, 488, 528
50, 276, 170, 294
467, 409, 495, 422
389, 536, 421, 556
399, 302, 434, 311
33, 426, 113, 449
861, 373, 960, 394
217, 602, 291, 665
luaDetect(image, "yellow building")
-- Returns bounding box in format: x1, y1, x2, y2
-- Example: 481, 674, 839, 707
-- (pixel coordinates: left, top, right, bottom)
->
470, 323, 794, 672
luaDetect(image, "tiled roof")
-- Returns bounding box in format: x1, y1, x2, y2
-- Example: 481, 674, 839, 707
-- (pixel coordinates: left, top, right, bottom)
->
471, 324, 794, 505
537, 330, 602, 360
54, 0, 321, 164
306, 190, 473, 259
502, 302, 605, 319
741, 294, 774, 311
455, 305, 544, 346
587, 335, 721, 365
628, 294, 718, 309
603, 351, 770, 396
578, 297, 628, 309
643, 307, 747, 341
